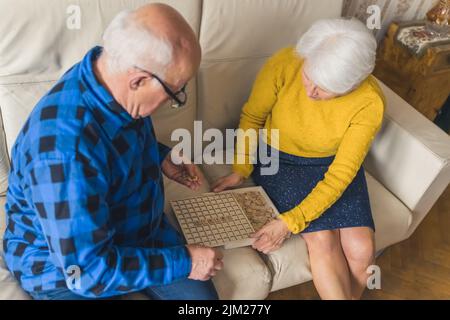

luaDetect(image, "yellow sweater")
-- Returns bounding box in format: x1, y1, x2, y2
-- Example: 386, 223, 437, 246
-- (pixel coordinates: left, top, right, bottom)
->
232, 47, 385, 234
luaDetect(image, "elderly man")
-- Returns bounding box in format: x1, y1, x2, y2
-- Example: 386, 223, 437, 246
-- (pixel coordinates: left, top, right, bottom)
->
3, 4, 223, 300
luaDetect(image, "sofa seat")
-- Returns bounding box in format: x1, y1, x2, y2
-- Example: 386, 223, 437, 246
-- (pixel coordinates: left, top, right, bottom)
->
0, 171, 273, 300
162, 174, 273, 300
200, 149, 413, 293
0, 197, 31, 300
1, 0, 449, 302
0, 253, 31, 300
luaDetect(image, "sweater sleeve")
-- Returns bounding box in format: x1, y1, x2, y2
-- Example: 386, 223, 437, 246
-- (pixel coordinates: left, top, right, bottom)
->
278, 98, 385, 234
232, 48, 291, 178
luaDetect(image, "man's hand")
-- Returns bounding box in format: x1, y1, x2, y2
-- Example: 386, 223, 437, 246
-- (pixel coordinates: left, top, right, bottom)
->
161, 153, 204, 191
211, 172, 244, 192
186, 245, 224, 281
251, 218, 291, 254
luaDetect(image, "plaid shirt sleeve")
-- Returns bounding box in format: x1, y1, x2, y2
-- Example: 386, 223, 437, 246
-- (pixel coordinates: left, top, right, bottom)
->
25, 156, 191, 298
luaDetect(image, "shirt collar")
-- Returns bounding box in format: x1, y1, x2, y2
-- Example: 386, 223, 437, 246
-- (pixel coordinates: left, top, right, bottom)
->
79, 46, 137, 139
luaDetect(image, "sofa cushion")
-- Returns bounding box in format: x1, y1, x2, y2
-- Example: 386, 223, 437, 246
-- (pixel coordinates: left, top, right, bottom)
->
0, 81, 195, 197
0, 81, 55, 196
264, 172, 412, 292
0, 254, 31, 300
163, 171, 272, 300
197, 0, 343, 132
0, 0, 202, 83
0, 0, 203, 192
200, 149, 413, 292
263, 234, 311, 293
199, 149, 257, 189
122, 247, 273, 301
0, 82, 55, 155
0, 113, 8, 196
212, 246, 272, 300
0, 169, 272, 300
365, 80, 450, 234
366, 172, 412, 250
0, 196, 31, 300
124, 172, 273, 300
0, 196, 5, 240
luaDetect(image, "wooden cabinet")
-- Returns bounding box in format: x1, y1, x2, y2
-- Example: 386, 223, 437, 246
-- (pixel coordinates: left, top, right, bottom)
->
374, 22, 450, 121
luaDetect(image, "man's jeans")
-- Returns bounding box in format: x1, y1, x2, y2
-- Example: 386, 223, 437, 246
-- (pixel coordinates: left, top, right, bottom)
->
29, 278, 219, 300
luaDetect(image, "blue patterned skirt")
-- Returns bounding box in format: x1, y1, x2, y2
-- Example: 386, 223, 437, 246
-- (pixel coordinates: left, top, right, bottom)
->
252, 146, 375, 233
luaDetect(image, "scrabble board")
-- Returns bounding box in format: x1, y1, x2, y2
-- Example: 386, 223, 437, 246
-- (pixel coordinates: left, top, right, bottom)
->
170, 186, 279, 249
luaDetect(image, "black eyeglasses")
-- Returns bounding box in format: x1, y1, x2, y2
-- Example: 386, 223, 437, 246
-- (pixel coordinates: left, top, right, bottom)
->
134, 66, 187, 108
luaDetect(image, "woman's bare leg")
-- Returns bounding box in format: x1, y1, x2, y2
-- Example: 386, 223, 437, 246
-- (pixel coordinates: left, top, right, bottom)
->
302, 230, 352, 300
339, 227, 376, 300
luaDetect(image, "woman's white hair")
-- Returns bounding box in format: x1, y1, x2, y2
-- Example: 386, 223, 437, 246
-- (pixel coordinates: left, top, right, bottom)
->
296, 18, 377, 95
102, 9, 173, 76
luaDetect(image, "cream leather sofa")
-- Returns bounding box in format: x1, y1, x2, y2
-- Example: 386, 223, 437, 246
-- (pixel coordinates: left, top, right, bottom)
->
1, 0, 450, 300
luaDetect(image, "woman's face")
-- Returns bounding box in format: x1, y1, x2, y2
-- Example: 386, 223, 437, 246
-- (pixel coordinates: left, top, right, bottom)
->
301, 66, 339, 101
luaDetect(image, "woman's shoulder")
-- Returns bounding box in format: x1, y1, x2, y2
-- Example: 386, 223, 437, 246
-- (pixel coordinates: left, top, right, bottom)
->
343, 76, 386, 127
367, 76, 386, 112
356, 75, 386, 112
267, 47, 303, 68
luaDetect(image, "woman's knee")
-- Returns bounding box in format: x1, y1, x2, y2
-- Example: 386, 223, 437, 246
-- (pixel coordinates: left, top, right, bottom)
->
302, 230, 341, 256
341, 232, 375, 269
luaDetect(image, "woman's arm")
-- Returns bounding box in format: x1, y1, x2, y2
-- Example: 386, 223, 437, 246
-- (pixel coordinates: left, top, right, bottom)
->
279, 98, 385, 234
232, 48, 291, 178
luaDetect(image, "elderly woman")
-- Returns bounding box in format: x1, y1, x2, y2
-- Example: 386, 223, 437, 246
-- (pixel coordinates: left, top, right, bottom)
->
212, 18, 385, 300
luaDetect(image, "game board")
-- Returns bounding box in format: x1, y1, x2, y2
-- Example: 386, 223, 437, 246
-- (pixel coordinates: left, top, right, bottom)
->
170, 186, 279, 249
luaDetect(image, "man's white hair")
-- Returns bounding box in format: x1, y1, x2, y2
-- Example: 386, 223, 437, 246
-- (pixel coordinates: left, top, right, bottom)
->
102, 9, 173, 76
296, 18, 377, 95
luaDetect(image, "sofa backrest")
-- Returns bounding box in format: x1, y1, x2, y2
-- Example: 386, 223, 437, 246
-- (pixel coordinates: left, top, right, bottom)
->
3, 0, 449, 229
0, 0, 343, 194
0, 0, 203, 196
197, 0, 343, 131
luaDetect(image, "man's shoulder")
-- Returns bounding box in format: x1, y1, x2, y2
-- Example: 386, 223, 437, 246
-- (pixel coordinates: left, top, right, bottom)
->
15, 89, 97, 164
39, 63, 85, 107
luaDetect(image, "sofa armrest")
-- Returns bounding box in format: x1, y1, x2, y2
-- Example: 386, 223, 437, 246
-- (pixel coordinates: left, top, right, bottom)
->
364, 79, 450, 238
0, 108, 9, 196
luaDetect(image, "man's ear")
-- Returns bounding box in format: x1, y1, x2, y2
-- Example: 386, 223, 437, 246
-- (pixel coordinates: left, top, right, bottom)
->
129, 72, 149, 91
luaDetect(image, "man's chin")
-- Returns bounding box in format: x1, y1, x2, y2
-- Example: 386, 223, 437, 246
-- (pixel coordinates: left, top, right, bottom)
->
133, 109, 151, 119
135, 111, 154, 119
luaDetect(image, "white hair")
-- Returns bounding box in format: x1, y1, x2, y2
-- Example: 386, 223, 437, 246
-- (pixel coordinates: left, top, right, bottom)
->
296, 18, 377, 95
102, 9, 173, 76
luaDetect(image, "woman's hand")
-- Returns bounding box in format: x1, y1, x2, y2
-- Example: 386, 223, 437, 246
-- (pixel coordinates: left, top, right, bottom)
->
161, 153, 204, 191
251, 218, 291, 254
211, 172, 244, 192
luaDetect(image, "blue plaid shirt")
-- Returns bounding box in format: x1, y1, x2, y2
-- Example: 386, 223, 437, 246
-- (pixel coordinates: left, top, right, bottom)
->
3, 46, 192, 298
